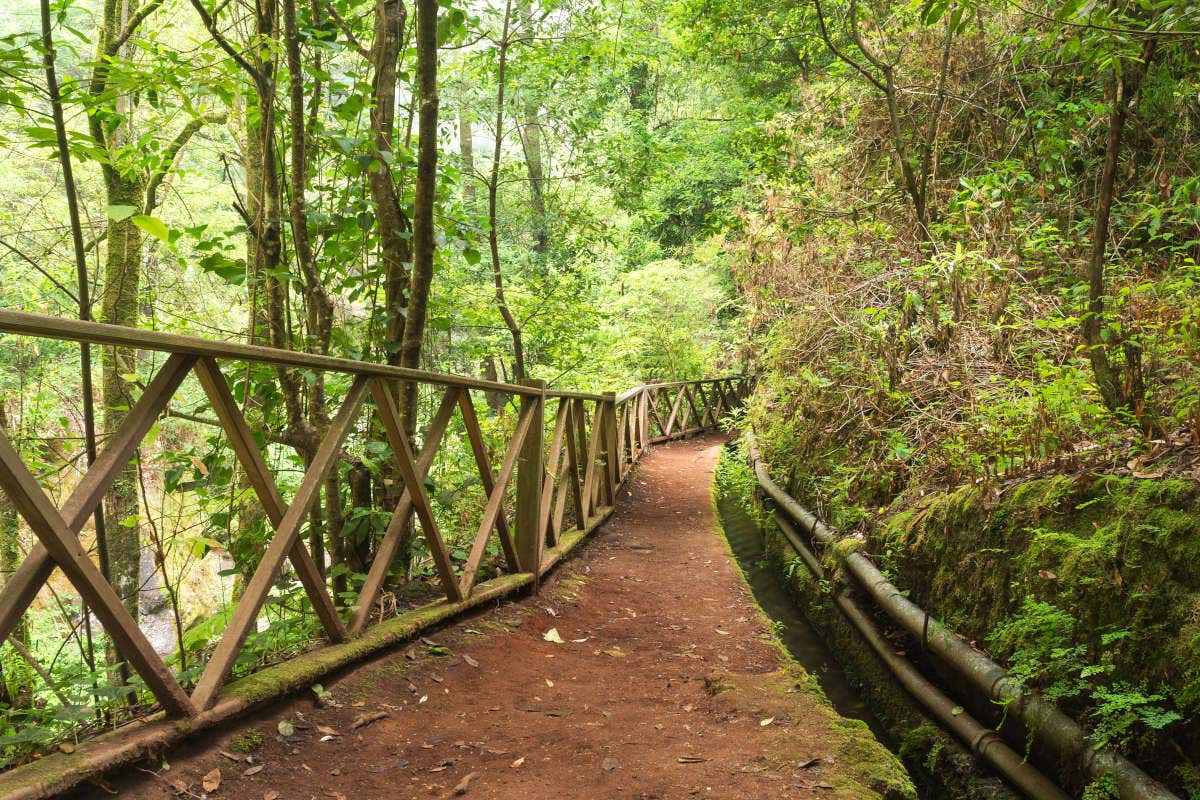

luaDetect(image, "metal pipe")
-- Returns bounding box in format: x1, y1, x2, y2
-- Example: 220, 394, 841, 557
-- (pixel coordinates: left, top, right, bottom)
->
775, 512, 1070, 800
749, 439, 1180, 800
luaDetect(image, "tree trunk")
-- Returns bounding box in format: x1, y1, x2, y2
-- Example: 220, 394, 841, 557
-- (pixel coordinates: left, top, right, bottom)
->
91, 0, 148, 682
515, 0, 547, 254
397, 0, 440, 433
284, 0, 336, 579
368, 0, 414, 372
99, 173, 145, 633
489, 0, 526, 381
1082, 39, 1156, 424
459, 102, 476, 207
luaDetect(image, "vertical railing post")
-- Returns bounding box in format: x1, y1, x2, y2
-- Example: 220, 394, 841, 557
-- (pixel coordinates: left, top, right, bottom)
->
602, 391, 618, 498
639, 389, 649, 450
515, 379, 545, 581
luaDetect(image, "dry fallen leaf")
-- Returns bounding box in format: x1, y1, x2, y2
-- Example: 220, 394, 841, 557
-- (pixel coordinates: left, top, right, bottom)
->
316, 725, 339, 736
545, 679, 554, 688
603, 648, 626, 658
277, 720, 295, 737
463, 654, 479, 668
542, 628, 565, 644
202, 767, 222, 793
58, 742, 75, 754
263, 791, 280, 800
601, 757, 620, 772
243, 764, 264, 777
759, 717, 775, 727
511, 756, 525, 768
677, 756, 707, 763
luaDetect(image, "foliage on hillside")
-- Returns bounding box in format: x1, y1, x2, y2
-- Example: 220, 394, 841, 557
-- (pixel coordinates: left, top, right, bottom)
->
678, 0, 1200, 794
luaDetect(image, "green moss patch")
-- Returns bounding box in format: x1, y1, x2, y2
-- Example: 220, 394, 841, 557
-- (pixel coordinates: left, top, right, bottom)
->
873, 473, 1200, 790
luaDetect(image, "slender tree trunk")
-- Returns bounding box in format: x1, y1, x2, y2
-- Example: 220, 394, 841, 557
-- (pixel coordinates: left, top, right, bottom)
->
459, 102, 476, 208
98, 172, 145, 631
284, 0, 337, 577
489, 0, 526, 381
42, 0, 107, 699
365, 0, 419, 573
368, 0, 414, 372
515, 0, 546, 254
1082, 39, 1156, 424
398, 0, 440, 431
85, 0, 150, 686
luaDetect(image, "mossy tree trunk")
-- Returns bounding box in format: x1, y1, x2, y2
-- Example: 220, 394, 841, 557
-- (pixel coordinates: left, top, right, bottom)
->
516, 0, 547, 255
89, 0, 149, 684
99, 174, 146, 656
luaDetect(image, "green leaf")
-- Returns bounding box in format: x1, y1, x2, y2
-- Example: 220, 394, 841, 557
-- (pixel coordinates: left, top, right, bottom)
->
107, 204, 137, 222
131, 214, 170, 242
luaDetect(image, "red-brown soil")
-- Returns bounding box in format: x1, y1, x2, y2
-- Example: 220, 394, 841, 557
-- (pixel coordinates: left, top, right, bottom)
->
94, 434, 906, 800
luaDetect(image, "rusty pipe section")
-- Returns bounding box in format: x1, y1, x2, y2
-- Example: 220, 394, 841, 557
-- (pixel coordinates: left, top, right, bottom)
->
749, 439, 1179, 800
774, 513, 1070, 800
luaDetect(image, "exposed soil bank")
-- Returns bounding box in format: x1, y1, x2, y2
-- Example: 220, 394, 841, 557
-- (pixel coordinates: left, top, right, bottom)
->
91, 435, 910, 800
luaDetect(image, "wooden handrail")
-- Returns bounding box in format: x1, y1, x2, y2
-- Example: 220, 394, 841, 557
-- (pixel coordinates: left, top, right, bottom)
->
0, 309, 753, 766
0, 309, 547, 398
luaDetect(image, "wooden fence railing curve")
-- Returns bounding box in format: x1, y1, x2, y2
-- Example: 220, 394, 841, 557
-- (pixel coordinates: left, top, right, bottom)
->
0, 308, 751, 796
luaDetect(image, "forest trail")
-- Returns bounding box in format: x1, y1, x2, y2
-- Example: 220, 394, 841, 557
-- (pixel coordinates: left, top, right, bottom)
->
98, 434, 890, 800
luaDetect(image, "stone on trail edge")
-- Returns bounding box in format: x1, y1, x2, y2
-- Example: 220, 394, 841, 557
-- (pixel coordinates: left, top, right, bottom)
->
97, 434, 913, 800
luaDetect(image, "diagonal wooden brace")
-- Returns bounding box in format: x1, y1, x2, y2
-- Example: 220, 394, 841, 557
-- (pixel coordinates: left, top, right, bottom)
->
192, 358, 346, 645
0, 431, 194, 717
347, 386, 459, 634
458, 398, 536, 596
0, 353, 195, 651
456, 389, 520, 570
371, 382, 463, 604
190, 375, 370, 711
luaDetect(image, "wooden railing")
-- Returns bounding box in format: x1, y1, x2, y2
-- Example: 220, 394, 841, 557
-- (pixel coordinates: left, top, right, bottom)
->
0, 309, 751, 728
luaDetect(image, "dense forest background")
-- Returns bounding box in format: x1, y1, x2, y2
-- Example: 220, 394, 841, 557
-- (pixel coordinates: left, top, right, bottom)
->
2, 0, 1200, 794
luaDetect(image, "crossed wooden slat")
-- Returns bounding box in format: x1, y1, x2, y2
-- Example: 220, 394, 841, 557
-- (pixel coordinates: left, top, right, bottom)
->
455, 387, 521, 576
646, 388, 668, 438
539, 399, 572, 547
193, 359, 346, 648
663, 387, 685, 437
348, 386, 461, 635
624, 400, 643, 470
457, 396, 535, 595
551, 399, 586, 540
0, 353, 198, 716
579, 400, 606, 517
189, 372, 370, 710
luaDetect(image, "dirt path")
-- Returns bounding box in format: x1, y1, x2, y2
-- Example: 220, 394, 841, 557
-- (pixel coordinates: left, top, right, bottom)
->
99, 435, 909, 800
